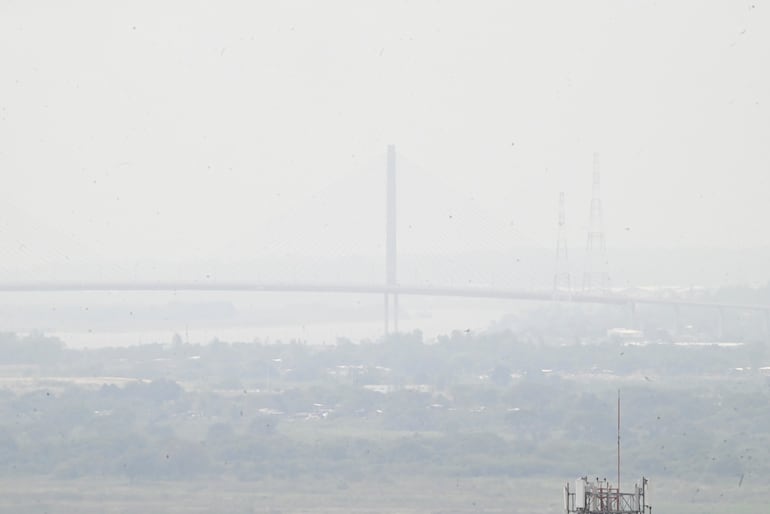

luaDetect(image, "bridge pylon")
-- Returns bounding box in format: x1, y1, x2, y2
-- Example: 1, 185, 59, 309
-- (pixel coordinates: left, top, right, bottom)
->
385, 144, 399, 335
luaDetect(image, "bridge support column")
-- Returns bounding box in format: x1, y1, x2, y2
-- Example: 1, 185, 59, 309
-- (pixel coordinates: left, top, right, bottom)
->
674, 304, 682, 337
763, 310, 770, 344
717, 307, 725, 340
384, 293, 389, 336
627, 302, 637, 330
384, 292, 398, 337
394, 293, 399, 332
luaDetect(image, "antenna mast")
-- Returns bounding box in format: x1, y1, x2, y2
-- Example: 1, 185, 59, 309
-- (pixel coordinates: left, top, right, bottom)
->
617, 389, 621, 491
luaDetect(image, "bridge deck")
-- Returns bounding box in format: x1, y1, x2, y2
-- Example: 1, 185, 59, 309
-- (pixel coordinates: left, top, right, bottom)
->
0, 281, 766, 312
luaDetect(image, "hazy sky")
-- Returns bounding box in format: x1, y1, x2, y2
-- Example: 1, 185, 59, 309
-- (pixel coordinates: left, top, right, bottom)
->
1, 1, 768, 280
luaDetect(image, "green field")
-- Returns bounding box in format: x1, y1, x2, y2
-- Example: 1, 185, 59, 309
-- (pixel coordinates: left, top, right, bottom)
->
0, 475, 766, 514
0, 332, 769, 512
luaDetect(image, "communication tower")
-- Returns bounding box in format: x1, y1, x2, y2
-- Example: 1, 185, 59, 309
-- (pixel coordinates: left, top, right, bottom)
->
563, 393, 651, 514
564, 477, 651, 514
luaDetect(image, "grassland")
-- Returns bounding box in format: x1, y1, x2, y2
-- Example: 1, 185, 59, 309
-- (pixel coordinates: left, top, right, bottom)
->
0, 475, 767, 514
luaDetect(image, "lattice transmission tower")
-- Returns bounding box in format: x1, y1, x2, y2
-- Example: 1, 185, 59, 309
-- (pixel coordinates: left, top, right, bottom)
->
582, 153, 611, 291
553, 192, 572, 297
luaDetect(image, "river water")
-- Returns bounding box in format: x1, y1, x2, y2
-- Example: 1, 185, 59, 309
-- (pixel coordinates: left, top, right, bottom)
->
0, 292, 522, 348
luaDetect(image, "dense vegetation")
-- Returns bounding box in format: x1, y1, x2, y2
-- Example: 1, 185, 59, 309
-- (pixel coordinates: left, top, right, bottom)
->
0, 328, 768, 487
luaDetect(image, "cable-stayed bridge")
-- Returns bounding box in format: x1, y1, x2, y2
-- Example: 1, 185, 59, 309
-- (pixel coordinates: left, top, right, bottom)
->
2, 145, 768, 338
0, 280, 767, 336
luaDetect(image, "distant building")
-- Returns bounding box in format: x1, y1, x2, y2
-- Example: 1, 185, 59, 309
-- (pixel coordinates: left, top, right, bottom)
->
607, 328, 643, 342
